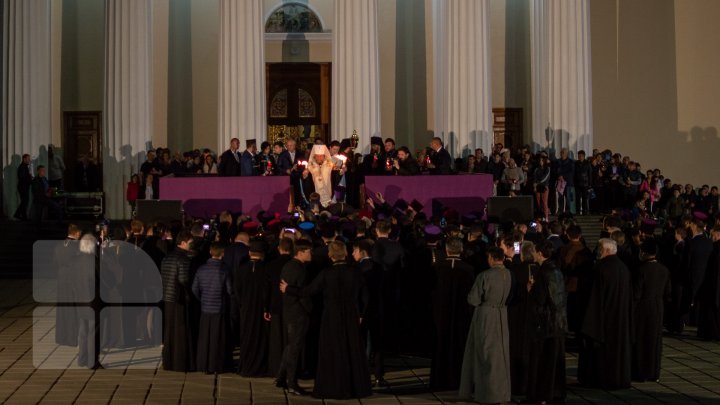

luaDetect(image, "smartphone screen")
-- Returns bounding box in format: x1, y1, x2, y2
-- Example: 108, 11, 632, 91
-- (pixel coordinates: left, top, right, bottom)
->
513, 241, 521, 255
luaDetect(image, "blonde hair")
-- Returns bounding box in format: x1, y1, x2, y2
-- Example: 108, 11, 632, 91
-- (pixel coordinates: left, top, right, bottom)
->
328, 241, 347, 261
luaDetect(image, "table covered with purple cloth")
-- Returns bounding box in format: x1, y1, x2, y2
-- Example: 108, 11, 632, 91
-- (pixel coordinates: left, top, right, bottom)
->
364, 174, 494, 216
160, 176, 290, 218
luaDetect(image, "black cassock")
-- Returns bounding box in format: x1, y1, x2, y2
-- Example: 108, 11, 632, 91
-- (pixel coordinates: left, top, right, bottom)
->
287, 262, 371, 400
579, 255, 632, 390
698, 241, 720, 341
430, 257, 474, 391
507, 260, 536, 395
234, 258, 270, 377
631, 260, 670, 381
265, 253, 292, 376
402, 244, 443, 356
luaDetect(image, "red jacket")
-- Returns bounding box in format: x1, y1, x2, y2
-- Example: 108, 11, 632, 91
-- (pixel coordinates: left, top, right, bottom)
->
126, 182, 139, 202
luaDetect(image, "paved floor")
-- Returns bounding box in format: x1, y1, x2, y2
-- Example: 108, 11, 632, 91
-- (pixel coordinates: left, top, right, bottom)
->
1, 279, 720, 404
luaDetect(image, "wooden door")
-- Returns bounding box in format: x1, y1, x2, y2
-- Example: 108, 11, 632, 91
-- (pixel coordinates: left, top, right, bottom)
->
492, 108, 523, 150
267, 63, 331, 145
63, 112, 103, 192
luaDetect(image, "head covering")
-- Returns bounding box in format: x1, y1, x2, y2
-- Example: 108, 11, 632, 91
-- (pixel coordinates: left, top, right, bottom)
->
640, 218, 657, 235
693, 211, 709, 221
371, 136, 383, 147
242, 221, 260, 236
340, 138, 352, 150
393, 199, 409, 211
298, 221, 315, 232
310, 144, 332, 163
424, 224, 443, 244
249, 239, 267, 254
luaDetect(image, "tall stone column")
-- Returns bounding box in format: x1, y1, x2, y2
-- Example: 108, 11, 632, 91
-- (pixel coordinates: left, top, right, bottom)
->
531, 0, 593, 157
432, 0, 493, 159
332, 0, 381, 153
2, 0, 53, 218
218, 0, 266, 150
104, 0, 154, 220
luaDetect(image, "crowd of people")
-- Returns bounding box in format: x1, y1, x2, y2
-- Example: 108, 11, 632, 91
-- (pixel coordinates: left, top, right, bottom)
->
17, 135, 720, 402
53, 181, 720, 403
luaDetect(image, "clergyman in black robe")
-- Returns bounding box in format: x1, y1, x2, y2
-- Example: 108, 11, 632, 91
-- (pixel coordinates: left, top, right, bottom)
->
697, 229, 720, 341
282, 241, 371, 400
265, 238, 294, 376
631, 239, 671, 382
578, 238, 632, 390
234, 241, 271, 377
429, 238, 474, 392
354, 240, 387, 385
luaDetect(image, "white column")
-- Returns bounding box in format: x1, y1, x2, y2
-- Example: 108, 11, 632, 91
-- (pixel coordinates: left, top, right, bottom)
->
218, 0, 266, 150
531, 0, 593, 157
104, 0, 154, 220
332, 0, 381, 153
432, 0, 493, 159
2, 0, 53, 218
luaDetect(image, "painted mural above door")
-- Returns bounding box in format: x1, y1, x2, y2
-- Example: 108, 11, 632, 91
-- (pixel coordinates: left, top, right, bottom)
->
265, 3, 323, 33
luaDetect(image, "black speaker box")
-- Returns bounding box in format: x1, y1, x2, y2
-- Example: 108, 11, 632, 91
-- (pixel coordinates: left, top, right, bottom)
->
136, 200, 183, 224
487, 196, 534, 223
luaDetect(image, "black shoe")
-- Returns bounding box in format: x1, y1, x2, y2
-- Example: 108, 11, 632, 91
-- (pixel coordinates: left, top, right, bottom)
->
275, 379, 287, 389
287, 385, 308, 396
374, 377, 389, 388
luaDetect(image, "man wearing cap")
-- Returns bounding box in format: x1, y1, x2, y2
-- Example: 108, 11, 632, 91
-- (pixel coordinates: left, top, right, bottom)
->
363, 136, 386, 176
234, 240, 271, 377
241, 139, 259, 176
428, 137, 452, 175
218, 138, 242, 177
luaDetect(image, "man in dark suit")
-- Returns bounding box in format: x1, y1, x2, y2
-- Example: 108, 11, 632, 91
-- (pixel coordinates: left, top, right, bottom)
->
241, 139, 258, 176
682, 217, 714, 331
218, 138, 242, 177
14, 153, 32, 220
276, 240, 313, 395
277, 138, 299, 176
371, 220, 404, 356
428, 137, 452, 175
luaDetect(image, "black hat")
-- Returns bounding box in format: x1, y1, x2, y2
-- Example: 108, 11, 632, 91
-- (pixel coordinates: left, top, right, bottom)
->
393, 199, 409, 211
246, 139, 257, 147
340, 138, 352, 150
371, 136, 383, 146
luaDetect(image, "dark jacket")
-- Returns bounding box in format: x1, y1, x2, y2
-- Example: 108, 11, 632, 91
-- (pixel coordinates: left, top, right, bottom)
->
192, 258, 232, 313
430, 148, 453, 175
555, 157, 575, 187
276, 150, 297, 176
241, 151, 257, 176
31, 177, 51, 205
529, 260, 568, 338
218, 149, 242, 176
575, 160, 592, 188
684, 233, 714, 300
281, 258, 312, 318
17, 162, 32, 188
397, 157, 420, 176
161, 248, 192, 303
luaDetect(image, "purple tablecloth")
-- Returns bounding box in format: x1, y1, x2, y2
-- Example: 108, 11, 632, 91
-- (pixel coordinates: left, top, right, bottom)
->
364, 174, 494, 216
160, 176, 290, 218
